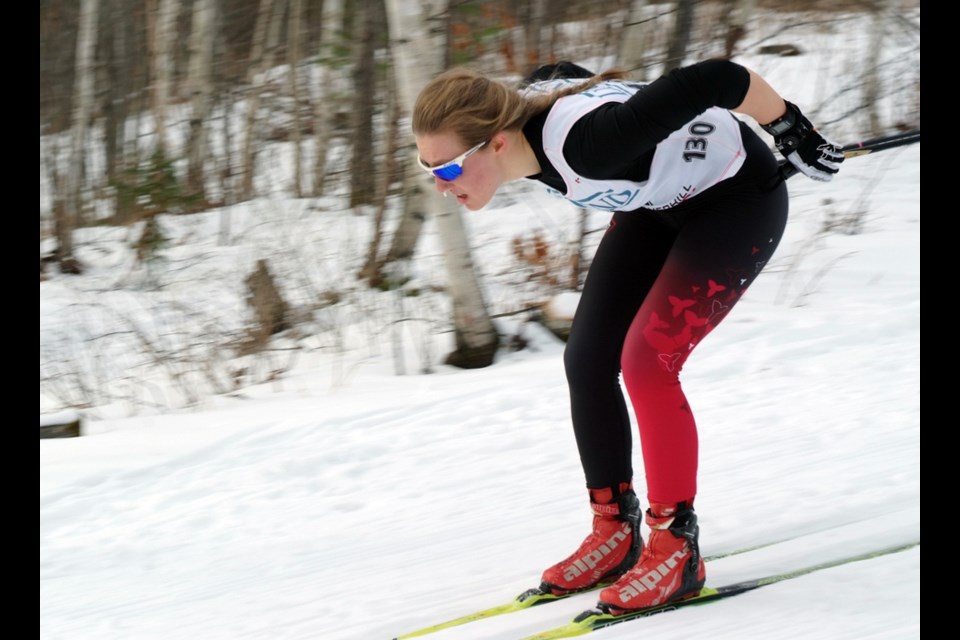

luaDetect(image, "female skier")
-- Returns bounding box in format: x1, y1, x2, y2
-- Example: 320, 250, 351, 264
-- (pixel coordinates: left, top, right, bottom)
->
412, 59, 842, 614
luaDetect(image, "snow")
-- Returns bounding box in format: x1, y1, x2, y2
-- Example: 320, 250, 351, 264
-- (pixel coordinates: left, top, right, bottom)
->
40, 10, 919, 640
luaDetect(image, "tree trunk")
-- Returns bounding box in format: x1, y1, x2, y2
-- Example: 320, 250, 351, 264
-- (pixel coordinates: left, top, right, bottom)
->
186, 0, 216, 199
384, 167, 428, 264
359, 62, 400, 285
864, 0, 889, 136
288, 0, 304, 198
384, 0, 437, 266
384, 0, 499, 369
662, 0, 696, 74
103, 0, 143, 223
240, 0, 286, 201
722, 0, 755, 59
569, 209, 588, 291
311, 0, 343, 197
62, 0, 100, 272
521, 0, 546, 75
101, 0, 127, 189
619, 0, 651, 76
349, 0, 377, 208
150, 0, 180, 155
218, 86, 235, 246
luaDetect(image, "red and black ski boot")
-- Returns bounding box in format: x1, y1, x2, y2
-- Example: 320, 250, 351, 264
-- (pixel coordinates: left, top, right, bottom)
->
538, 484, 643, 596
597, 501, 705, 614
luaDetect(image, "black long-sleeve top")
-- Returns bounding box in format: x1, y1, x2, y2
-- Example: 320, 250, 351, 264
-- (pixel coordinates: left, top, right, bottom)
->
522, 60, 752, 193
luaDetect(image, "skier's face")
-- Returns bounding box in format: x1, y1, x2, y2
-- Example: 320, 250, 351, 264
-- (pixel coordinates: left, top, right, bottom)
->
415, 132, 501, 211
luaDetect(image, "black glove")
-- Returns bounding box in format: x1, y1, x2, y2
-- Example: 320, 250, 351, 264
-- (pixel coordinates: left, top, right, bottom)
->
762, 101, 844, 182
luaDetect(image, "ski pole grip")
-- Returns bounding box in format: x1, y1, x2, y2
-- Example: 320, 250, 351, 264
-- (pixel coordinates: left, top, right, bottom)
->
776, 129, 920, 181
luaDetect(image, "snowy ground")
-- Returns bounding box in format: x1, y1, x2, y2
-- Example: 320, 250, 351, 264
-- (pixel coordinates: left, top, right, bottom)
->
40, 139, 920, 639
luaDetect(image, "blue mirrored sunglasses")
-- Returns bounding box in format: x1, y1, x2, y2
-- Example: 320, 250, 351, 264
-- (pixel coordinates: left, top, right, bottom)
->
417, 141, 488, 181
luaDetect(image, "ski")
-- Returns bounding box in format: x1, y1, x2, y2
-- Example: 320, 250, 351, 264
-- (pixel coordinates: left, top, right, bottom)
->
520, 541, 920, 640
391, 587, 581, 639
391, 533, 841, 640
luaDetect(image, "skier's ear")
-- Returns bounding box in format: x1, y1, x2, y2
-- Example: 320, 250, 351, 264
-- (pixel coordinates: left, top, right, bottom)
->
490, 132, 508, 154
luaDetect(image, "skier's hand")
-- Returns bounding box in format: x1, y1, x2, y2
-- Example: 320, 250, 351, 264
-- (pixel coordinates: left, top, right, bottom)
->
763, 101, 844, 182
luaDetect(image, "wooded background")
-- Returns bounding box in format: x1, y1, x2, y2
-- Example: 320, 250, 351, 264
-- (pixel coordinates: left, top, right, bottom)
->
40, 0, 921, 373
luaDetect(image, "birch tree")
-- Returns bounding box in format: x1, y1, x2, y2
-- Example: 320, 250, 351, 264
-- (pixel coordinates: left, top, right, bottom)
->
382, 161, 429, 267
863, 0, 890, 136
150, 0, 180, 155
722, 0, 755, 59
384, 0, 499, 368
311, 0, 343, 196
288, 0, 304, 198
619, 0, 652, 76
662, 0, 695, 74
240, 0, 286, 201
61, 0, 100, 273
521, 0, 547, 74
185, 0, 216, 198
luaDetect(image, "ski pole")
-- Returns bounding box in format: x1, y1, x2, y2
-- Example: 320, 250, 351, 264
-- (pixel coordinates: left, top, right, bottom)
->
778, 129, 920, 180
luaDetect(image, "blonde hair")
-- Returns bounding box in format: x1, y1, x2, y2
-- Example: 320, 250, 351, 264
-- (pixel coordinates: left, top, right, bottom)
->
411, 67, 629, 146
